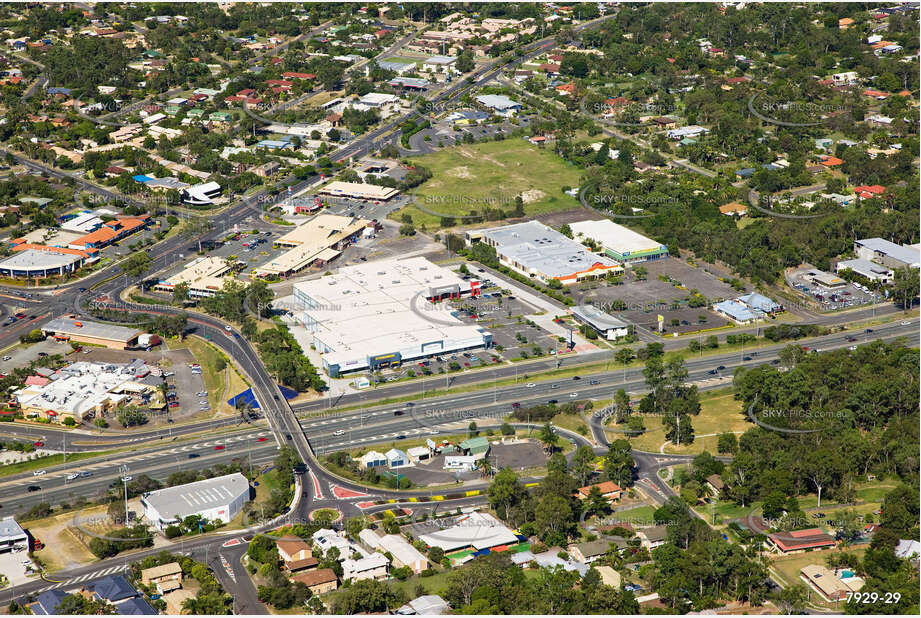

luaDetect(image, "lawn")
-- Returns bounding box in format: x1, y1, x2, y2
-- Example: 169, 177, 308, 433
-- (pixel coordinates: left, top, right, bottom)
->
396, 138, 584, 229
607, 388, 750, 454
0, 449, 116, 478
610, 505, 658, 526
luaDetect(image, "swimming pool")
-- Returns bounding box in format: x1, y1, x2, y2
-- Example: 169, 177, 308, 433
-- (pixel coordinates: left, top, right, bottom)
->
841, 569, 855, 578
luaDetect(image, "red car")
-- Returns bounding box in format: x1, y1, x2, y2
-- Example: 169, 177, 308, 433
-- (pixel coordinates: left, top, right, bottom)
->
214, 445, 226, 450
257, 437, 268, 442
169, 402, 179, 408
33, 441, 44, 447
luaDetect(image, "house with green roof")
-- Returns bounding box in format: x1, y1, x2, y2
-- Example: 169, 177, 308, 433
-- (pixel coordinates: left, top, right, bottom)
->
459, 436, 490, 458
209, 111, 232, 123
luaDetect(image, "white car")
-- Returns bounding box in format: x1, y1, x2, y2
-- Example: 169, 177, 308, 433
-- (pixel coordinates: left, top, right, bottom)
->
525, 383, 536, 388
848, 345, 857, 351
224, 325, 232, 332
122, 475, 133, 482
333, 429, 345, 436
66, 473, 79, 481
1, 356, 10, 361
901, 321, 911, 326
569, 392, 578, 398
32, 470, 46, 476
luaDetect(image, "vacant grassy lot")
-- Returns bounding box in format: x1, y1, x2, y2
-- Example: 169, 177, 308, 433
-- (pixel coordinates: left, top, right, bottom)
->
607, 388, 750, 454
397, 139, 583, 229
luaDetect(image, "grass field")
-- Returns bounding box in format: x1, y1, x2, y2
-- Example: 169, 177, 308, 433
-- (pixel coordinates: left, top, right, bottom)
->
396, 139, 584, 229
610, 505, 658, 526
607, 388, 750, 454
0, 449, 115, 478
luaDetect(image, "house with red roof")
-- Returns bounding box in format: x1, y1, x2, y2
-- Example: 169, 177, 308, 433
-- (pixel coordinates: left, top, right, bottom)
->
556, 82, 576, 96
854, 185, 885, 199
540, 63, 561, 75
575, 481, 622, 503
767, 528, 836, 554
864, 89, 889, 100
819, 155, 844, 167
282, 71, 317, 80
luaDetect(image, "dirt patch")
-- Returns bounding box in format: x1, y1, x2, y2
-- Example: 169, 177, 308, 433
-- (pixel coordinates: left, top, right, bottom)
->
447, 166, 472, 179
519, 189, 546, 204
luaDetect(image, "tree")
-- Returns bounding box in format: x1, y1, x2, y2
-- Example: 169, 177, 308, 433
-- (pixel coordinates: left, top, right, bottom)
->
604, 439, 635, 487
570, 445, 595, 485
584, 485, 610, 517
717, 432, 738, 454
427, 546, 444, 564
534, 494, 573, 546
122, 252, 152, 278
330, 579, 406, 614
612, 389, 631, 423
770, 583, 809, 614
892, 266, 919, 310
172, 281, 190, 303
559, 223, 573, 238
537, 422, 559, 454
488, 468, 527, 522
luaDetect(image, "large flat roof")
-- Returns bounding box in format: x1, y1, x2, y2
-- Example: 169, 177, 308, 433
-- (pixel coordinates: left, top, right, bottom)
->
478, 220, 620, 279
0, 249, 83, 270
293, 256, 487, 368
569, 219, 666, 256
141, 473, 249, 521
418, 512, 518, 551
319, 181, 399, 200
159, 256, 232, 292
856, 237, 920, 267
42, 317, 142, 342
256, 214, 369, 275
572, 304, 628, 330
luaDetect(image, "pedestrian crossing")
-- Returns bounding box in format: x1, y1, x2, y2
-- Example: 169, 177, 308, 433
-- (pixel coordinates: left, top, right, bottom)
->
35, 552, 192, 593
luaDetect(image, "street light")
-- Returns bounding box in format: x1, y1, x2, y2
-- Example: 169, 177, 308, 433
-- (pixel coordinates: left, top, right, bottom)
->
120, 464, 130, 525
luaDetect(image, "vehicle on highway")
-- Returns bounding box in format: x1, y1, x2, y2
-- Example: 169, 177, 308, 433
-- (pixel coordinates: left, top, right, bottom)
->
743, 356, 752, 361
27, 485, 41, 492
33, 470, 46, 476
550, 384, 559, 389
333, 429, 345, 436
224, 325, 232, 332
572, 376, 581, 380
214, 445, 225, 450
393, 410, 404, 416
79, 471, 92, 478
188, 453, 200, 458
525, 383, 535, 388
257, 437, 268, 442
901, 321, 911, 326
66, 473, 79, 480
33, 441, 43, 447
569, 392, 578, 398
717, 365, 726, 370
548, 399, 558, 404
590, 380, 600, 385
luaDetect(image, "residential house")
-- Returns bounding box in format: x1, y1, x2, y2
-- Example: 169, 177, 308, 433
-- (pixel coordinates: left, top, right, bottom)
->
767, 529, 836, 554
341, 552, 389, 581
569, 539, 619, 563
706, 474, 725, 496
801, 565, 863, 602
575, 481, 622, 504
719, 202, 748, 216
277, 538, 317, 572
139, 562, 182, 594
292, 568, 338, 595
638, 525, 668, 550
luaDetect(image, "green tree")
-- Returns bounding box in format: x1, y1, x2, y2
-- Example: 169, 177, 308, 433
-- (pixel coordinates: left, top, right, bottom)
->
330, 579, 406, 614
122, 252, 152, 278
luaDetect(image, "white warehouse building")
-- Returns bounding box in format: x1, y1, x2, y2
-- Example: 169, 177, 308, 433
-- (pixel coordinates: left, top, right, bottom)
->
292, 257, 492, 377
141, 473, 250, 531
